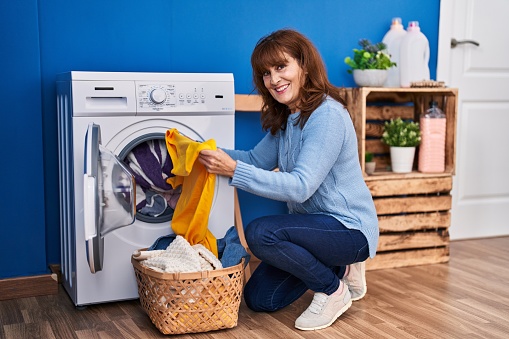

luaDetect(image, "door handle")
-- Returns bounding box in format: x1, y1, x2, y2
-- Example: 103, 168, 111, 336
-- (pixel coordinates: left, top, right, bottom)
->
451, 38, 480, 48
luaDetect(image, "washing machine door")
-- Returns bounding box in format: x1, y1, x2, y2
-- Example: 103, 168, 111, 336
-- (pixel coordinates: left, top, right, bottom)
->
83, 123, 136, 273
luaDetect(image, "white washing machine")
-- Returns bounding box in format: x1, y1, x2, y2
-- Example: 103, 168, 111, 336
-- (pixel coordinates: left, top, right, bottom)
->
56, 71, 235, 306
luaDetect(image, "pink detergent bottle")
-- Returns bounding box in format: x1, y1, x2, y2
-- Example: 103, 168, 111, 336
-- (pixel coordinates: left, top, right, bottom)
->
418, 101, 446, 173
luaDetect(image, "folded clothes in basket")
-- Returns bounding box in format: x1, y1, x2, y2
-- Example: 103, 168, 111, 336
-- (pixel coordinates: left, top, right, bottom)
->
139, 235, 222, 273
144, 226, 250, 269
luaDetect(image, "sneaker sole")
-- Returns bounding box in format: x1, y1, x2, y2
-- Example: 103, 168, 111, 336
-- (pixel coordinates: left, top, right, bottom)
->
294, 299, 353, 331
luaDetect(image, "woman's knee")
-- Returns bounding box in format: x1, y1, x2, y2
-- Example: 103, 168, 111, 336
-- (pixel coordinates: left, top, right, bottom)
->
245, 216, 272, 248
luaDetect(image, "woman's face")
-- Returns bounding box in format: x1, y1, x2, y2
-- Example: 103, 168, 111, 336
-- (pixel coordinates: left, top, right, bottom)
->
262, 52, 305, 113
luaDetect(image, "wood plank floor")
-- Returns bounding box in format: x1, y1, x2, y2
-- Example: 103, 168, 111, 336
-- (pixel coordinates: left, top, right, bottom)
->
1, 237, 509, 338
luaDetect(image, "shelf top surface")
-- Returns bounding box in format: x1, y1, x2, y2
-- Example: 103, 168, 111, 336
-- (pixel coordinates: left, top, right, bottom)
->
346, 87, 458, 95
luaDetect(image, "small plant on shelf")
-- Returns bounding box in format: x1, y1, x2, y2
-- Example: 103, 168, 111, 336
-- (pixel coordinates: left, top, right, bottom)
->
382, 118, 421, 173
381, 118, 421, 147
344, 39, 396, 73
365, 152, 374, 162
364, 151, 376, 175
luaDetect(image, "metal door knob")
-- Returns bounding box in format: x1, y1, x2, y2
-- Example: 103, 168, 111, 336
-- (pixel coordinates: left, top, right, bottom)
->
451, 38, 480, 48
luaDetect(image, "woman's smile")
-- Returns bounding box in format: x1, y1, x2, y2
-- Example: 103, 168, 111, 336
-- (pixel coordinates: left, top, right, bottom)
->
275, 84, 289, 93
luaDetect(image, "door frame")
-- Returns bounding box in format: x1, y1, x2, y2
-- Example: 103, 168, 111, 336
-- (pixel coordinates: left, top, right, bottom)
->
437, 0, 454, 85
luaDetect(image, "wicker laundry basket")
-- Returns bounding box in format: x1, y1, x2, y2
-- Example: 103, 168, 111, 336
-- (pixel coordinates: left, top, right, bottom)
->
131, 254, 244, 335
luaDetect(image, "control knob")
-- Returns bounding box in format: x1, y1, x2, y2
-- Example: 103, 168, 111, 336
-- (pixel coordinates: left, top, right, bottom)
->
149, 88, 167, 104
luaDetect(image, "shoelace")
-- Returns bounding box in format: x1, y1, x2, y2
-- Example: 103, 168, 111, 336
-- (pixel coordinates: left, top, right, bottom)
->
307, 293, 328, 314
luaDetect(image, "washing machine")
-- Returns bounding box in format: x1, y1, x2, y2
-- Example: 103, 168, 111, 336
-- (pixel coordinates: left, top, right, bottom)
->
56, 71, 235, 306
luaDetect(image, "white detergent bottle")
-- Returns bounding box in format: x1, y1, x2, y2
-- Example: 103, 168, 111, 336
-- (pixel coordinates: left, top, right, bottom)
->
382, 17, 407, 87
399, 21, 430, 87
418, 101, 446, 173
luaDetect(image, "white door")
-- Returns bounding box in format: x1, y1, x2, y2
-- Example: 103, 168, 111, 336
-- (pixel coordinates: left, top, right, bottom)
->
437, 0, 509, 239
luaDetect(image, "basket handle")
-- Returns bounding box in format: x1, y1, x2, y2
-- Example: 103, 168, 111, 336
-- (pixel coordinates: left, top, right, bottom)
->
234, 188, 249, 250
234, 188, 259, 282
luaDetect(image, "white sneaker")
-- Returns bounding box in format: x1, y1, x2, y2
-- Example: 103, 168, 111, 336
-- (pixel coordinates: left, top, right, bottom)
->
294, 284, 352, 331
343, 261, 367, 301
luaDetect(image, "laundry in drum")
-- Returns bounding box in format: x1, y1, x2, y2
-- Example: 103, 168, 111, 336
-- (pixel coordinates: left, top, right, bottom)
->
123, 138, 182, 219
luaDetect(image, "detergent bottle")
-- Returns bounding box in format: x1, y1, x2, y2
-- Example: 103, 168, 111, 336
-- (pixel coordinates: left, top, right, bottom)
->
399, 21, 430, 87
382, 17, 407, 87
418, 101, 446, 173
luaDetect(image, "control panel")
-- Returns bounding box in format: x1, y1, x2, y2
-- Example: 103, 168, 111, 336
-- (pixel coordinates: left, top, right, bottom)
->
136, 81, 233, 114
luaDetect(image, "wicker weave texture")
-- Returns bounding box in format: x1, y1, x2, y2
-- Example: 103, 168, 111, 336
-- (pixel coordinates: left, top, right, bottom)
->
132, 257, 244, 335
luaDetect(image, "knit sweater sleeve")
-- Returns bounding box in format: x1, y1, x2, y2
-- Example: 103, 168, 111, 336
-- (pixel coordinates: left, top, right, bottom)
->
229, 99, 346, 203
222, 132, 279, 171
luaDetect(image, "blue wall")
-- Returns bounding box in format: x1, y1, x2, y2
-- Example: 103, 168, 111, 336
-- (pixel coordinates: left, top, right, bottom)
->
0, 0, 440, 278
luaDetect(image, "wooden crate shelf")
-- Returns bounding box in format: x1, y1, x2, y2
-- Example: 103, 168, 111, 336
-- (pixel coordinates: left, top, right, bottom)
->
342, 87, 458, 270
341, 87, 458, 177
366, 174, 453, 270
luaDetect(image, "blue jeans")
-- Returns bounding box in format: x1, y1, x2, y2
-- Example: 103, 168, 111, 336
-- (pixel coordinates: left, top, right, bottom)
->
243, 213, 369, 312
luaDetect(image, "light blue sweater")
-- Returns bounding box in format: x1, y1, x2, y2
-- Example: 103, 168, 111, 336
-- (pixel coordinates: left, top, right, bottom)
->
225, 97, 379, 258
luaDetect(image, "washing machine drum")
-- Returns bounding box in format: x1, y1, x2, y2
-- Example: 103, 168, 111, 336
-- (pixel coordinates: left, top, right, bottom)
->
120, 134, 181, 224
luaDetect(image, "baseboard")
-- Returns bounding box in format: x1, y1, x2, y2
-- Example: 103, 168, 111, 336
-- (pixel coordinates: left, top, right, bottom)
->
0, 273, 58, 301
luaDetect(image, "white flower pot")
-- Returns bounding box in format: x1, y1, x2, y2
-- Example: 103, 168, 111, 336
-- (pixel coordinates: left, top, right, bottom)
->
390, 146, 416, 173
365, 161, 376, 175
353, 69, 388, 87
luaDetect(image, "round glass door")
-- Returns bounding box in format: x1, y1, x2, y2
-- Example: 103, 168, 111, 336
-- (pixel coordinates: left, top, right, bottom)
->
83, 123, 136, 273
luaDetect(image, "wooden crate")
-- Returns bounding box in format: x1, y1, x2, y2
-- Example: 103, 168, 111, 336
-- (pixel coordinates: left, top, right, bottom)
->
341, 87, 458, 175
365, 175, 452, 270
341, 87, 458, 270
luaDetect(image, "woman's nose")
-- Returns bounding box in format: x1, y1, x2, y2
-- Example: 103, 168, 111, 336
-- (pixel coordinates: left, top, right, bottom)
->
270, 72, 280, 85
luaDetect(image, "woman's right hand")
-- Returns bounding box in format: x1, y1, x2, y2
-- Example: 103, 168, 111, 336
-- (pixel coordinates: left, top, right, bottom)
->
198, 149, 237, 177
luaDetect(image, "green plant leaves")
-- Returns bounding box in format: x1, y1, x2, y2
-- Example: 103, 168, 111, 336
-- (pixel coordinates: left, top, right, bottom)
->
381, 118, 421, 147
344, 39, 396, 72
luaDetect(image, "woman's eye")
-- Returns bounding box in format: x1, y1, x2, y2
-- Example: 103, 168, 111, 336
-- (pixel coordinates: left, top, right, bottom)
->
277, 65, 286, 71
262, 71, 270, 77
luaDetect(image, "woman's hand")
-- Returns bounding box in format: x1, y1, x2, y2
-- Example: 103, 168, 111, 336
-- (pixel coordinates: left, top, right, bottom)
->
198, 149, 237, 177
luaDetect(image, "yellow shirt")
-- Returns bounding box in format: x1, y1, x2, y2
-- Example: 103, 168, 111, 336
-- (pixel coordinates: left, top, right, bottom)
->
165, 128, 218, 257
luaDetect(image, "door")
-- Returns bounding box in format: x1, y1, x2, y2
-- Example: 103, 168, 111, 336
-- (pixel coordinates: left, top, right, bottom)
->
438, 0, 509, 239
83, 123, 136, 273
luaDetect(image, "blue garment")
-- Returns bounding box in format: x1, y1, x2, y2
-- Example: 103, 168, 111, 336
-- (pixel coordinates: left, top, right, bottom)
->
243, 213, 369, 312
146, 226, 250, 269
217, 226, 250, 268
139, 191, 168, 217
147, 234, 176, 250
223, 97, 378, 258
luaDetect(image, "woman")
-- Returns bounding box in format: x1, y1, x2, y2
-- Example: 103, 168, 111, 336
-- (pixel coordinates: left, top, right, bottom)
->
198, 29, 378, 331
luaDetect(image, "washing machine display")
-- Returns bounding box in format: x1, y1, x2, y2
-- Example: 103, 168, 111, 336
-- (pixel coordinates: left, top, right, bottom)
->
57, 72, 235, 306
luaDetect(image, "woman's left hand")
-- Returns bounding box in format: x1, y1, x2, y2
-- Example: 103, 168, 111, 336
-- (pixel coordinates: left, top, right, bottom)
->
198, 149, 237, 177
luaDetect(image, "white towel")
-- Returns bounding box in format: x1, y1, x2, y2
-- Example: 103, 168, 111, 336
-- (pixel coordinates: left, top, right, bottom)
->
140, 235, 222, 273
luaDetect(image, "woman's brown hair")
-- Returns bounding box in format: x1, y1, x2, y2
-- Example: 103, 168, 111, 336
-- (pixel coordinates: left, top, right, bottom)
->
251, 29, 346, 135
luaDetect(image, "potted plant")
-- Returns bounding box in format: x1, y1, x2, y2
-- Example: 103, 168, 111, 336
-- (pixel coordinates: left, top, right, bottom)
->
365, 152, 376, 175
381, 118, 421, 173
344, 39, 396, 87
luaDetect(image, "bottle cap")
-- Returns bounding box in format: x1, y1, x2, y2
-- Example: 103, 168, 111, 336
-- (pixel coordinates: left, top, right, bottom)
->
391, 17, 403, 28
408, 21, 420, 28
407, 21, 421, 32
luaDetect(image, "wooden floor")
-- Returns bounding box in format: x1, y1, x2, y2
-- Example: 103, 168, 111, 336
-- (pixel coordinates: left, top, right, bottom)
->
1, 236, 509, 339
